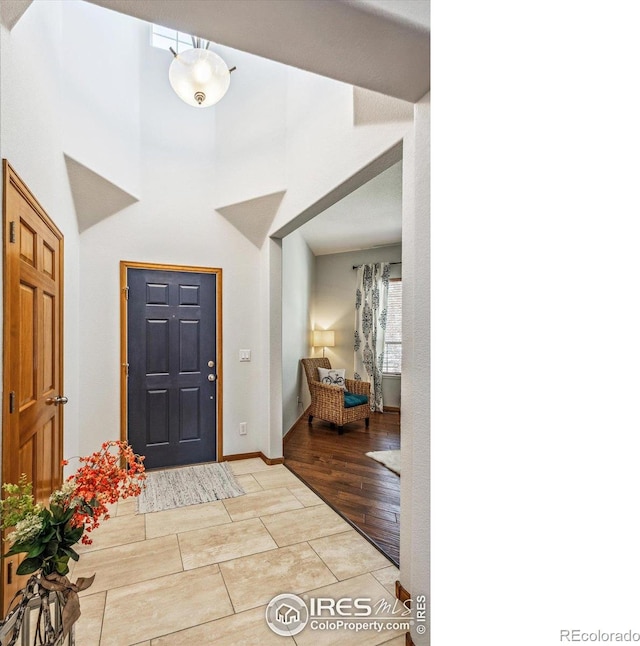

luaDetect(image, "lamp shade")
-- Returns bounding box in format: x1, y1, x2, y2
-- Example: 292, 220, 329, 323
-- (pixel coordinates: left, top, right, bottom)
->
169, 48, 231, 108
313, 330, 335, 347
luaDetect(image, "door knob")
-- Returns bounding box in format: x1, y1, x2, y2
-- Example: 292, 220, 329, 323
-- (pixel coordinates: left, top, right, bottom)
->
208, 374, 216, 382
46, 395, 69, 406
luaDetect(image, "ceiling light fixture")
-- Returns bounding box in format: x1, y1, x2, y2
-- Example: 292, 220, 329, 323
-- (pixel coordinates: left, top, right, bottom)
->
168, 36, 236, 108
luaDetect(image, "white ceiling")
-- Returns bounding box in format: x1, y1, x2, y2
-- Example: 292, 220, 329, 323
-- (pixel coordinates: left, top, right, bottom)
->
87, 0, 430, 102
348, 0, 430, 29
298, 161, 402, 256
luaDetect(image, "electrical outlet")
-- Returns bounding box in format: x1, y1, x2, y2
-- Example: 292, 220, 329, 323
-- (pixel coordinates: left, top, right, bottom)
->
239, 422, 247, 435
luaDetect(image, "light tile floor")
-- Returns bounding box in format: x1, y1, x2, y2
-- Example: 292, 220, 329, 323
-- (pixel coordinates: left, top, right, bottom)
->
72, 461, 404, 645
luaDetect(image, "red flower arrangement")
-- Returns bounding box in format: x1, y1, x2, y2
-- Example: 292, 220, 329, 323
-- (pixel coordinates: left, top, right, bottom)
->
63, 440, 146, 544
1, 440, 146, 575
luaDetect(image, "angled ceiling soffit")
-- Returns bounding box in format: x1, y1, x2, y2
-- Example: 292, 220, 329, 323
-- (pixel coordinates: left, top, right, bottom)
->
0, 0, 32, 30
216, 190, 286, 249
64, 155, 139, 233
353, 87, 414, 126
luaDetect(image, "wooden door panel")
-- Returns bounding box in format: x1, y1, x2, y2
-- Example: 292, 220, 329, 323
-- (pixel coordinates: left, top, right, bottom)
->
19, 220, 36, 266
18, 440, 35, 490
19, 282, 36, 406
35, 421, 56, 502
42, 291, 55, 393
3, 161, 64, 613
42, 241, 55, 278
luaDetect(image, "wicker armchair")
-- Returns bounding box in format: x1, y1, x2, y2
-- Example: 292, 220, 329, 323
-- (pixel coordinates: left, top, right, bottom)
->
301, 357, 370, 434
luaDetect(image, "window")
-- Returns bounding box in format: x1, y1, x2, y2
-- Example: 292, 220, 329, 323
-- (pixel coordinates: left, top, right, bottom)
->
383, 279, 402, 374
150, 25, 194, 54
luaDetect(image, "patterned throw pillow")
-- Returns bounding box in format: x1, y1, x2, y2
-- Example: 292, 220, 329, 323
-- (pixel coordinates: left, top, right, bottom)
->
317, 367, 347, 390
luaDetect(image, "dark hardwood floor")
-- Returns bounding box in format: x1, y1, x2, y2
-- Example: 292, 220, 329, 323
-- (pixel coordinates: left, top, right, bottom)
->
284, 410, 400, 565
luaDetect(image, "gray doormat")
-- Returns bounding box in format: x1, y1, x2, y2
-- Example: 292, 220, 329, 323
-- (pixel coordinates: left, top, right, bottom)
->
136, 462, 245, 514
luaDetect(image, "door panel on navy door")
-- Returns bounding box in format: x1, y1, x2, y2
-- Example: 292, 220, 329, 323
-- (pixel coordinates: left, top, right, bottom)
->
127, 269, 217, 469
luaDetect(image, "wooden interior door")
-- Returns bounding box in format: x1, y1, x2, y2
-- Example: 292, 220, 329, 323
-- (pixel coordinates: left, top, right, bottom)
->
2, 161, 65, 613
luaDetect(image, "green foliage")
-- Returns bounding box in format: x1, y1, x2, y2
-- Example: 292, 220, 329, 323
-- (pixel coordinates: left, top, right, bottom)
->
0, 443, 145, 579
1, 474, 92, 577
0, 474, 39, 529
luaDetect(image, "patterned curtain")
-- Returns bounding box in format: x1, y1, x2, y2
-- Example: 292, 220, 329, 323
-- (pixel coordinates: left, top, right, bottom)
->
354, 263, 390, 412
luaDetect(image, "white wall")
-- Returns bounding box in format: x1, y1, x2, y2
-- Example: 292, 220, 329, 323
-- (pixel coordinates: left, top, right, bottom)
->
78, 26, 264, 458
58, 7, 415, 462
400, 93, 430, 646
0, 1, 82, 462
62, 0, 141, 198
273, 66, 412, 233
259, 62, 414, 458
212, 48, 287, 208
55, 4, 414, 462
281, 231, 315, 434
314, 245, 402, 408
1, 2, 423, 521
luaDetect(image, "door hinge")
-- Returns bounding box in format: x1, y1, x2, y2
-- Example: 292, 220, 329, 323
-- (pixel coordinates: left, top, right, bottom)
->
123, 286, 129, 300
9, 391, 15, 414
122, 362, 129, 376
9, 221, 15, 244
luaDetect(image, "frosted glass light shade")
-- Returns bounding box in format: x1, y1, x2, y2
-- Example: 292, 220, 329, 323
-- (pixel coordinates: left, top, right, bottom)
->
169, 48, 230, 108
313, 330, 335, 347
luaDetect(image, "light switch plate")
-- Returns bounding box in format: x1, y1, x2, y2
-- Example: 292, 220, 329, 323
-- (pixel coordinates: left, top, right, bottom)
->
239, 349, 251, 362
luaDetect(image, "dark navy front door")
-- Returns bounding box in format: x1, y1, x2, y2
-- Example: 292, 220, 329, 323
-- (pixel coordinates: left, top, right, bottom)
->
127, 268, 218, 469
